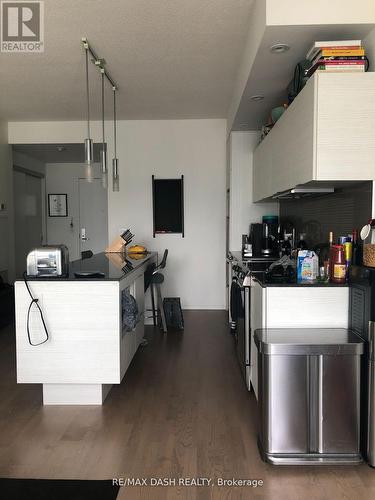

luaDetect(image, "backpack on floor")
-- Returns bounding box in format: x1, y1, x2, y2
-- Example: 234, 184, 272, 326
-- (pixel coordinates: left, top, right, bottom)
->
163, 297, 184, 330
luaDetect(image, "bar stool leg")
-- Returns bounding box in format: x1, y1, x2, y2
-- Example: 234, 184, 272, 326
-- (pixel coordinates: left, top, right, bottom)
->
156, 284, 167, 333
150, 283, 157, 327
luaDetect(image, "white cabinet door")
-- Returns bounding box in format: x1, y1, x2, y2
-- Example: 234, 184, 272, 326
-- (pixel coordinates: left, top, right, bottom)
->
266, 287, 349, 328
270, 77, 316, 193
316, 72, 375, 181
250, 278, 266, 400
253, 138, 273, 202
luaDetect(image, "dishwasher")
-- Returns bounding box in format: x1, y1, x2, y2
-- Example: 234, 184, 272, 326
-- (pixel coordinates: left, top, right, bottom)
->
255, 328, 364, 465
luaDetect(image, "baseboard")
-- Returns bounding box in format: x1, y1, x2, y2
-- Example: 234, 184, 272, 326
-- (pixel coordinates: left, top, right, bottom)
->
181, 305, 226, 310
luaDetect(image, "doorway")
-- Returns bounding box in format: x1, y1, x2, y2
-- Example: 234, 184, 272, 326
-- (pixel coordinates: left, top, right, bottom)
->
13, 167, 44, 278
12, 143, 108, 266
78, 178, 108, 256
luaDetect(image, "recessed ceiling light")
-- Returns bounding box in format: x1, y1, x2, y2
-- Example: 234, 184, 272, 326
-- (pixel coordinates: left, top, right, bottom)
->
239, 123, 249, 128
250, 95, 264, 101
270, 43, 290, 54
57, 146, 66, 152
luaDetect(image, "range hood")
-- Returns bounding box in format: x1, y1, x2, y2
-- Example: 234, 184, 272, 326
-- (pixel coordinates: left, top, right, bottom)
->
272, 186, 334, 200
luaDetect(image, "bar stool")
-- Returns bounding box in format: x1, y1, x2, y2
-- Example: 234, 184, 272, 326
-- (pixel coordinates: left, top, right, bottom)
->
144, 249, 168, 333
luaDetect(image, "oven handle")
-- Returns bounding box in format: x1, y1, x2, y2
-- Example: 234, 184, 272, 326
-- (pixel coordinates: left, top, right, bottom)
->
245, 286, 250, 364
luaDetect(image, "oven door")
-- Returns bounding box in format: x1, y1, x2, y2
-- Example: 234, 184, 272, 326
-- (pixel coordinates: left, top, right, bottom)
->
236, 285, 250, 384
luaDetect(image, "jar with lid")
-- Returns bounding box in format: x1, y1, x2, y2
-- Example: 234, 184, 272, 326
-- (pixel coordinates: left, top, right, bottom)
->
361, 220, 375, 267
329, 245, 346, 284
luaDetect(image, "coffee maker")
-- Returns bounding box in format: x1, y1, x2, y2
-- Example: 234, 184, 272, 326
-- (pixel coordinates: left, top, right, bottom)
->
249, 216, 279, 258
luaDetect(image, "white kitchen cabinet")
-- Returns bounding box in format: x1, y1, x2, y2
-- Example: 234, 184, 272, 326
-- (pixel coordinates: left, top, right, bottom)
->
252, 138, 273, 203
249, 278, 349, 400
253, 72, 375, 202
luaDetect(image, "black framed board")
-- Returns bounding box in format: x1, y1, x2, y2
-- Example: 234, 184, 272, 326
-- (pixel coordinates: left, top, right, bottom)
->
152, 175, 184, 237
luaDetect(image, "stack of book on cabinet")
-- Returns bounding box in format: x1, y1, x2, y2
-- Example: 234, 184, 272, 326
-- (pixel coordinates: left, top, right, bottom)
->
306, 40, 367, 77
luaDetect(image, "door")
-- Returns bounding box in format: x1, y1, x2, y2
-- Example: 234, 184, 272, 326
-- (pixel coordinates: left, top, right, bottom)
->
78, 178, 108, 255
14, 169, 44, 278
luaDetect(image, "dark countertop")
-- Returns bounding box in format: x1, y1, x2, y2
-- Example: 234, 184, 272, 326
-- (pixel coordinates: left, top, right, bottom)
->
19, 252, 157, 281
229, 251, 347, 288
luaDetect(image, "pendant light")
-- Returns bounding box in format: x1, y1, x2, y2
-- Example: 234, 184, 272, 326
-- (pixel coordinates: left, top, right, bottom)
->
83, 42, 94, 183
112, 87, 119, 192
100, 68, 108, 189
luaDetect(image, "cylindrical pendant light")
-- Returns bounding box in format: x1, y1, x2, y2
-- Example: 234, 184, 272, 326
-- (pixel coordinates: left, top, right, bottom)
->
112, 87, 119, 192
84, 43, 93, 183
100, 69, 108, 189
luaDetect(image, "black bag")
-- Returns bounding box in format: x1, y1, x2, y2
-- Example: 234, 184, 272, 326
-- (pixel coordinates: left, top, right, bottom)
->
121, 289, 139, 332
163, 297, 184, 330
287, 59, 312, 103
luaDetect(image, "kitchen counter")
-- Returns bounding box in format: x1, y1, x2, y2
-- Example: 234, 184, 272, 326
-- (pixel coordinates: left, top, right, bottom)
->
229, 251, 347, 287
22, 251, 157, 281
15, 251, 157, 405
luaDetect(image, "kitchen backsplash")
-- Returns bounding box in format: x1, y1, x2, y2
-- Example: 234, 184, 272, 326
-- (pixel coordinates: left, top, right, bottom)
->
280, 182, 372, 247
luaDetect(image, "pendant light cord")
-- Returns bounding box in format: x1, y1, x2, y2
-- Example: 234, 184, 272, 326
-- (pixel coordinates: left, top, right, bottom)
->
85, 47, 91, 138
101, 71, 105, 146
113, 88, 117, 158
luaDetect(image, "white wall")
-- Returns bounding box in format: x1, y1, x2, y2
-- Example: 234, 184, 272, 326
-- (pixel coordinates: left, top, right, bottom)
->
229, 131, 279, 251
109, 119, 227, 309
227, 0, 266, 133
45, 163, 102, 261
9, 119, 227, 309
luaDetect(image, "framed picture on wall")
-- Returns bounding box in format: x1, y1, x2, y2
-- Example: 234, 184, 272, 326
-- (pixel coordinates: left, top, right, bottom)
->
48, 194, 68, 217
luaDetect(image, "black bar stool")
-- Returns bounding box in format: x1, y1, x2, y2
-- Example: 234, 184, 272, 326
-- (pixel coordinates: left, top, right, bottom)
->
144, 249, 168, 333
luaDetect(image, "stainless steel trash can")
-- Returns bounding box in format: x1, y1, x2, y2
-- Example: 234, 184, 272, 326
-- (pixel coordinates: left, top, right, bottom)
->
255, 328, 364, 465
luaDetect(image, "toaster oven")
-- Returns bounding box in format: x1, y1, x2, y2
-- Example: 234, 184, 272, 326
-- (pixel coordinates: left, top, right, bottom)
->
26, 245, 69, 277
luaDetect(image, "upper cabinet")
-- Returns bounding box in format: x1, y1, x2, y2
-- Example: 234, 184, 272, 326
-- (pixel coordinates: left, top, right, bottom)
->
253, 72, 375, 202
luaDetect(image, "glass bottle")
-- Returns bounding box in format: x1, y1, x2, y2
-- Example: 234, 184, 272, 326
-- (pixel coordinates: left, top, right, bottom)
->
329, 245, 346, 284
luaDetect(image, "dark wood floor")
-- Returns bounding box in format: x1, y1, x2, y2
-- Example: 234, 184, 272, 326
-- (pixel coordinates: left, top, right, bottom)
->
1, 311, 375, 499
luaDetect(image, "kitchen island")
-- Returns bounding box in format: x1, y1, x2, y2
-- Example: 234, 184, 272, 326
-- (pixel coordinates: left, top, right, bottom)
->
15, 251, 157, 405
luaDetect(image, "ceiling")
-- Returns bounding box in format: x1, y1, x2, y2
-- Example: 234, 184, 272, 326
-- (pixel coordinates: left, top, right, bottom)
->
0, 0, 254, 121
13, 143, 102, 163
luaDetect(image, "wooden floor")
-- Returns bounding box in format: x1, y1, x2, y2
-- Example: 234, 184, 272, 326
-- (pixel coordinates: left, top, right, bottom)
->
1, 310, 375, 499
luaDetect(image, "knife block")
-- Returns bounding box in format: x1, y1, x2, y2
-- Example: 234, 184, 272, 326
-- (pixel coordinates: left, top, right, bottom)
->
105, 236, 126, 254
